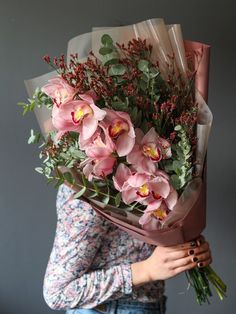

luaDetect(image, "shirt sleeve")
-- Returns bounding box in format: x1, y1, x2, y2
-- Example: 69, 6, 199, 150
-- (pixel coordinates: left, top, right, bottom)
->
43, 184, 133, 310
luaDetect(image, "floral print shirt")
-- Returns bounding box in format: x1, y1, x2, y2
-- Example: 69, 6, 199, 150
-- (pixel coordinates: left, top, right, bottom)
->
43, 184, 165, 310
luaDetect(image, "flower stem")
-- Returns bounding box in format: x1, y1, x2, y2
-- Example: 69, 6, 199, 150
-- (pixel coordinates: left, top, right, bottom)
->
186, 266, 227, 305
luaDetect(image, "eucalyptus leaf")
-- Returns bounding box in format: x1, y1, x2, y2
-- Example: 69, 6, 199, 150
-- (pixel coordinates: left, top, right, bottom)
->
111, 101, 128, 111
170, 174, 182, 190
115, 192, 121, 207
101, 52, 119, 66
93, 181, 99, 194
101, 34, 113, 46
174, 125, 182, 131
74, 186, 86, 199
108, 64, 126, 76
139, 79, 147, 91
63, 172, 75, 185
99, 47, 113, 55
28, 129, 41, 144
102, 194, 110, 205
81, 173, 88, 187
149, 67, 160, 78
138, 59, 149, 72
35, 167, 44, 174
89, 191, 99, 198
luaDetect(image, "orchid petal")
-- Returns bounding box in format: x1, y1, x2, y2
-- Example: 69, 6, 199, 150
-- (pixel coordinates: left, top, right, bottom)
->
82, 116, 98, 140
116, 133, 135, 156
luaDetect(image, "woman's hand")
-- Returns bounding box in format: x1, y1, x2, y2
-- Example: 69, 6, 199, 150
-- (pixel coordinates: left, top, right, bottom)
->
131, 235, 212, 286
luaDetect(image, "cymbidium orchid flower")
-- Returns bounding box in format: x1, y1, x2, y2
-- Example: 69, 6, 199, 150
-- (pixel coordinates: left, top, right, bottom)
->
51, 93, 106, 142
80, 125, 116, 181
113, 164, 177, 208
41, 77, 75, 107
127, 127, 171, 174
103, 109, 135, 156
138, 186, 178, 228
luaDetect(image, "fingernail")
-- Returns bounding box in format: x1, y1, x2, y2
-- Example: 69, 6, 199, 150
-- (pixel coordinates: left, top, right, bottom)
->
188, 249, 195, 255
197, 262, 203, 268
197, 239, 202, 246
190, 241, 197, 247
192, 257, 198, 262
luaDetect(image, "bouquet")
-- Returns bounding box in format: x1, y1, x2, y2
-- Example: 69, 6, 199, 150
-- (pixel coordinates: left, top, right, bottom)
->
19, 18, 226, 304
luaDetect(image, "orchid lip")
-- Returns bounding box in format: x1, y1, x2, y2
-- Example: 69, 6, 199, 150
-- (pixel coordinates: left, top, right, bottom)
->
71, 111, 83, 124
136, 183, 150, 198
108, 120, 129, 138
142, 143, 162, 162
53, 98, 61, 108
71, 104, 93, 124
152, 208, 168, 221
152, 192, 162, 200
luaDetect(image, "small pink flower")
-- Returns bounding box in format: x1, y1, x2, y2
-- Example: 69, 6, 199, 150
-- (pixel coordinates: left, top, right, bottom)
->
80, 126, 116, 181
41, 77, 75, 107
52, 93, 106, 141
127, 128, 171, 174
103, 109, 135, 156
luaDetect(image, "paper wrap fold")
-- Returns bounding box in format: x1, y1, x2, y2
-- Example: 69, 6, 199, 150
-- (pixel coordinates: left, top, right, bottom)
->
24, 19, 211, 246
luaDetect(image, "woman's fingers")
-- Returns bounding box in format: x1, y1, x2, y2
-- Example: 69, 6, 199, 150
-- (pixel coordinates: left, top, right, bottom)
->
197, 256, 213, 268
168, 246, 212, 270
166, 235, 205, 252
172, 261, 197, 275
166, 241, 210, 261
169, 254, 196, 269
166, 240, 197, 252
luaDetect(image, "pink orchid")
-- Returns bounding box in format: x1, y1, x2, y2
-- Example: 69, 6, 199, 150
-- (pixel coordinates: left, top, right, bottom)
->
52, 93, 106, 141
127, 127, 171, 174
103, 109, 135, 156
41, 77, 75, 107
80, 126, 116, 181
113, 164, 177, 207
113, 164, 151, 204
138, 182, 178, 229
138, 200, 171, 229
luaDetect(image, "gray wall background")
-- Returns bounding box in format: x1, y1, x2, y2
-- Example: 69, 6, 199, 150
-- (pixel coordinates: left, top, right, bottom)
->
0, 0, 235, 313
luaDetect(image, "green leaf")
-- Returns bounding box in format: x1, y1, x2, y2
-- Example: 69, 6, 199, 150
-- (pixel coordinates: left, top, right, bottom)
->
35, 167, 44, 174
164, 162, 173, 172
28, 129, 41, 144
139, 79, 147, 91
149, 67, 160, 78
111, 101, 128, 111
81, 173, 88, 187
115, 192, 121, 207
101, 34, 113, 46
74, 186, 86, 199
102, 194, 110, 205
63, 172, 75, 185
136, 110, 142, 127
101, 51, 119, 66
93, 181, 99, 194
170, 174, 182, 190
108, 64, 126, 76
138, 59, 149, 72
174, 125, 182, 131
89, 191, 99, 198
141, 73, 149, 82
130, 107, 138, 124
172, 160, 182, 173
99, 47, 113, 55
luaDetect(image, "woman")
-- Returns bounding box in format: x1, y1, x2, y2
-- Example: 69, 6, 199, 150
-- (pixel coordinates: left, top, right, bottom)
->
43, 184, 212, 314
